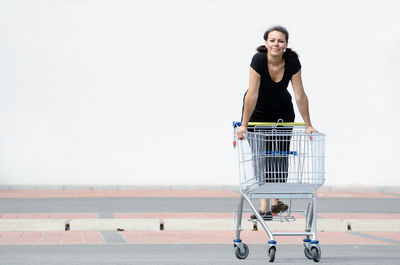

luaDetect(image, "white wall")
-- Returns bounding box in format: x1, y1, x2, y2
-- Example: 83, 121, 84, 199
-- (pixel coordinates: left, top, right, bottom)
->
1, 0, 399, 186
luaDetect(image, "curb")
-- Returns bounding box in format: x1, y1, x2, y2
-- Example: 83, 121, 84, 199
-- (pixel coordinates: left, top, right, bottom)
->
0, 219, 67, 231
69, 219, 160, 231
347, 220, 400, 232
0, 219, 399, 232
162, 219, 349, 232
163, 219, 255, 231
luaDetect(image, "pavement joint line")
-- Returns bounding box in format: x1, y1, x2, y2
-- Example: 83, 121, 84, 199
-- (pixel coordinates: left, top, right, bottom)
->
15, 232, 23, 244
37, 231, 44, 244
349, 231, 400, 244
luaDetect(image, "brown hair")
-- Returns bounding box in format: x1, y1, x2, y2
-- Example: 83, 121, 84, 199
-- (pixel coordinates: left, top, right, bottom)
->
256, 25, 298, 59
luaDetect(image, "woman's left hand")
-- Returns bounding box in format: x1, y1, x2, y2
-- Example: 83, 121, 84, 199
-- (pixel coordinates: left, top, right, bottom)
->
306, 126, 318, 134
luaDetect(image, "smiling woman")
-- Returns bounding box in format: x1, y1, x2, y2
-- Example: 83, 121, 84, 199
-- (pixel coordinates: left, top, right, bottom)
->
238, 25, 317, 219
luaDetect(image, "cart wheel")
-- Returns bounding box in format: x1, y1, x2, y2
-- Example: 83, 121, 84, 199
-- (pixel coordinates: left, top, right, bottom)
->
234, 244, 249, 259
311, 247, 321, 262
304, 247, 313, 260
268, 246, 276, 262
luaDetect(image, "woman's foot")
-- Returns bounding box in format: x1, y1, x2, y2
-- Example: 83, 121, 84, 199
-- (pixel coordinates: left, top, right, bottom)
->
250, 210, 273, 220
271, 201, 289, 214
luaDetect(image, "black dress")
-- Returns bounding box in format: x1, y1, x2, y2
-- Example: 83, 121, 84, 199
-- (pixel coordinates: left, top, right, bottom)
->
242, 52, 302, 183
242, 52, 301, 123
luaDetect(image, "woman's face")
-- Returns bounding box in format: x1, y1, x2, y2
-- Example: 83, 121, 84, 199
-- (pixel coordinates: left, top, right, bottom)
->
265, 30, 288, 57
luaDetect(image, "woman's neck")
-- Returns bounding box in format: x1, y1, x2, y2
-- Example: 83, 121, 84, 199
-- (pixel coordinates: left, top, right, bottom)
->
267, 53, 284, 66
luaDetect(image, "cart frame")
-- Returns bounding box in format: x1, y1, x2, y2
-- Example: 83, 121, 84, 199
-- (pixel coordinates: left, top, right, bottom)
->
232, 120, 325, 262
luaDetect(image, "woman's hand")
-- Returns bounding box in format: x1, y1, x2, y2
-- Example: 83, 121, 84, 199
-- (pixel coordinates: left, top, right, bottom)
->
306, 126, 318, 139
306, 126, 318, 134
237, 125, 248, 140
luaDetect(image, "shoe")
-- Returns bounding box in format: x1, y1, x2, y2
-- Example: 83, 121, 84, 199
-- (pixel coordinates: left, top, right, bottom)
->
262, 211, 273, 220
271, 201, 289, 214
250, 210, 273, 221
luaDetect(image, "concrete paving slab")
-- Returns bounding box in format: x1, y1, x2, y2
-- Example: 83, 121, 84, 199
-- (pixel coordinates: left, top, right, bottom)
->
62, 231, 83, 244
81, 231, 105, 244
0, 220, 66, 231
69, 219, 160, 231
39, 231, 62, 244
163, 219, 255, 231
319, 213, 400, 220
348, 220, 400, 232
254, 220, 306, 232
164, 219, 349, 232
265, 219, 348, 232
1, 219, 398, 232
317, 219, 348, 232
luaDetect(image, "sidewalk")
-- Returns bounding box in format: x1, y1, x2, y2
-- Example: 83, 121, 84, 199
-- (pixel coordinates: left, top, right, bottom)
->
0, 189, 399, 245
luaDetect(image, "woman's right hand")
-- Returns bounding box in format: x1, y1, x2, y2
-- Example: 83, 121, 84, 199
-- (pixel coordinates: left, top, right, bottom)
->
237, 125, 248, 140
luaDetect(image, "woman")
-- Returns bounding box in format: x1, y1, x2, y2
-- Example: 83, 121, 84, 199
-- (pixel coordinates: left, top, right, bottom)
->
237, 25, 317, 219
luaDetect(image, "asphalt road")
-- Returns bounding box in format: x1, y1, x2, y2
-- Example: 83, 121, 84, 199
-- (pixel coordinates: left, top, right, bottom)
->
0, 198, 399, 213
0, 244, 399, 265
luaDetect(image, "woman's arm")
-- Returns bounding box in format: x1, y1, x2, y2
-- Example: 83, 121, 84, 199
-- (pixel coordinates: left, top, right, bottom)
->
291, 69, 318, 134
238, 67, 260, 140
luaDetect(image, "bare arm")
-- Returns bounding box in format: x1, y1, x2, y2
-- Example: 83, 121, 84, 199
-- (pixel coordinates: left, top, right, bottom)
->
238, 67, 260, 140
291, 69, 317, 133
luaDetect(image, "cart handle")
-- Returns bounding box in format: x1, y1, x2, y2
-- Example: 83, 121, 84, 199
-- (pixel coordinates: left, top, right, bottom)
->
232, 121, 306, 127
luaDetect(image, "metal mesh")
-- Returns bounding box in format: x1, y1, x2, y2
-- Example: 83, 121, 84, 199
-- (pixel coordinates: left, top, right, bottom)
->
235, 126, 325, 194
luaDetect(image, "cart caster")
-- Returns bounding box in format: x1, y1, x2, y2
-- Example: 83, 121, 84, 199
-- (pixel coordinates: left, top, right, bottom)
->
304, 247, 313, 260
311, 247, 321, 262
303, 239, 321, 262
268, 246, 276, 262
304, 247, 321, 262
234, 242, 249, 259
267, 240, 276, 262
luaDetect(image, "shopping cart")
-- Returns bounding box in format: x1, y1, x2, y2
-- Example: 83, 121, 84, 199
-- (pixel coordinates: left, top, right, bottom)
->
232, 120, 325, 262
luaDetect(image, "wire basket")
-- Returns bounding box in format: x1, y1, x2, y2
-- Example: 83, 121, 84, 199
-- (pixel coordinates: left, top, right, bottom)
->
235, 124, 325, 194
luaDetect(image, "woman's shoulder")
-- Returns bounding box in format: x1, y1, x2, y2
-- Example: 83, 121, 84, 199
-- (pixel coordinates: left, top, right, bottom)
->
285, 55, 301, 75
252, 52, 266, 61
285, 54, 300, 64
250, 52, 266, 74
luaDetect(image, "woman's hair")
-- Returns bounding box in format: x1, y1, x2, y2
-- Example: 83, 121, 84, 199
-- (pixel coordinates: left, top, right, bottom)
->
256, 25, 298, 59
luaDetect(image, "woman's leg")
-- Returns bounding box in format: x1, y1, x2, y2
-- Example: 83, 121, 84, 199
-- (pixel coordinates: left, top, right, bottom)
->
260, 199, 270, 212
250, 198, 272, 219
271, 127, 292, 212
250, 131, 269, 213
